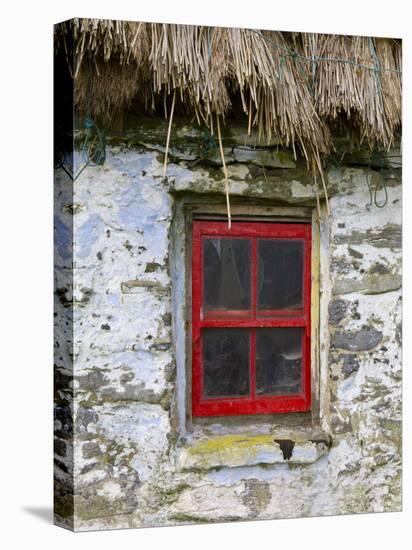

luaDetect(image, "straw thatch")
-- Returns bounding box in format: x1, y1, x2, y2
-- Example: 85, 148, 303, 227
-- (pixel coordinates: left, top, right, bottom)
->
55, 19, 402, 164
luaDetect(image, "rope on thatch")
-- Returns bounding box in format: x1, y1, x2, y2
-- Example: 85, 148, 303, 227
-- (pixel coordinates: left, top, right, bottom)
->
297, 34, 401, 152
217, 115, 232, 228
59, 22, 401, 153
55, 20, 402, 202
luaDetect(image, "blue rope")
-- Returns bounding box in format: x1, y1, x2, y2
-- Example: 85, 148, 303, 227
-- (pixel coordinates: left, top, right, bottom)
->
81, 117, 106, 168
55, 117, 106, 181
366, 152, 389, 208
251, 30, 402, 75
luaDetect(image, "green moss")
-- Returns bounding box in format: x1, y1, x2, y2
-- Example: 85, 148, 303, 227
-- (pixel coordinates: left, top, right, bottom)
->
170, 513, 211, 524
75, 494, 132, 521
155, 483, 192, 505
187, 434, 275, 455
54, 482, 74, 519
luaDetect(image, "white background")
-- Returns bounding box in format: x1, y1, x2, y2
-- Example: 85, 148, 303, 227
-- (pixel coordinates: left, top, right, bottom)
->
0, 0, 410, 548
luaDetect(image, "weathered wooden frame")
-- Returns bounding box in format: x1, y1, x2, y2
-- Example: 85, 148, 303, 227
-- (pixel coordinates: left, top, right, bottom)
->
181, 203, 321, 431
191, 220, 312, 416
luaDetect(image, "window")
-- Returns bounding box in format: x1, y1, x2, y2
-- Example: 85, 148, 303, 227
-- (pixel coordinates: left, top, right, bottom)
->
192, 220, 312, 417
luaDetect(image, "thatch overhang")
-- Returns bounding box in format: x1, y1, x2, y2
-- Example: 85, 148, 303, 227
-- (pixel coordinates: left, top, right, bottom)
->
55, 19, 402, 172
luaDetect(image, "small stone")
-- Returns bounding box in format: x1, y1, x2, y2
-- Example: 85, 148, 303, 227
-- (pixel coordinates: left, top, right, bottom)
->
368, 263, 390, 275
329, 299, 348, 325
145, 262, 162, 273
333, 224, 401, 249
121, 279, 168, 294
331, 259, 351, 275
54, 439, 66, 457
77, 367, 108, 391
226, 164, 249, 179
75, 407, 98, 432
233, 147, 296, 168
242, 480, 271, 518
333, 273, 401, 296
150, 342, 171, 352
348, 246, 363, 259
332, 327, 383, 352
290, 181, 315, 198
80, 462, 100, 475
82, 441, 102, 459
162, 313, 172, 326
340, 354, 360, 377
331, 415, 352, 434
54, 405, 73, 438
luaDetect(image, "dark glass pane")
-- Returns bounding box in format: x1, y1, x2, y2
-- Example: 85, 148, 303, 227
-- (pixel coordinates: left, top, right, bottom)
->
256, 328, 303, 395
202, 329, 250, 398
258, 239, 304, 313
203, 238, 250, 313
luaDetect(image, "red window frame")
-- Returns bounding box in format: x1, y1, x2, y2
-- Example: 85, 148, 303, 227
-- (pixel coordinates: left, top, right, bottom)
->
192, 220, 312, 417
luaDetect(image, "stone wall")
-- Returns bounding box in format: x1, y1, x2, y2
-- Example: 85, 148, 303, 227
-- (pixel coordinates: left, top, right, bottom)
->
54, 118, 402, 531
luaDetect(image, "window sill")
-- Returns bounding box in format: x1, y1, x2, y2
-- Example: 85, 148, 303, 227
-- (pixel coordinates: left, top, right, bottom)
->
177, 430, 332, 471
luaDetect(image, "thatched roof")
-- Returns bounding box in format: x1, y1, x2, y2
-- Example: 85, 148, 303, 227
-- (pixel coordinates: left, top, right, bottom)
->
55, 19, 402, 164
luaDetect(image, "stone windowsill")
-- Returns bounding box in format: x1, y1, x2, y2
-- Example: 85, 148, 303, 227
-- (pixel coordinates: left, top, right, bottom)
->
177, 431, 332, 471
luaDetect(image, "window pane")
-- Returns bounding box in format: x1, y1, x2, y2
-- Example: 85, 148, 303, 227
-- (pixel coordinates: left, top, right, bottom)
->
202, 329, 250, 398
203, 238, 250, 314
258, 239, 303, 313
256, 328, 303, 395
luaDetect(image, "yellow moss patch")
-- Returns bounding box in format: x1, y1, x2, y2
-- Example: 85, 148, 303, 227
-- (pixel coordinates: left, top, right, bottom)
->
188, 434, 275, 455
180, 435, 283, 470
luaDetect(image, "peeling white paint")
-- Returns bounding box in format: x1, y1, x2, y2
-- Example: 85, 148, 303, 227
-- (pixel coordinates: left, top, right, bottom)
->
55, 143, 402, 531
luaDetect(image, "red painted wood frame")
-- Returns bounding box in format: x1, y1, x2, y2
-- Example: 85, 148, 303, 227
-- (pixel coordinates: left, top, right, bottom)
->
192, 220, 312, 417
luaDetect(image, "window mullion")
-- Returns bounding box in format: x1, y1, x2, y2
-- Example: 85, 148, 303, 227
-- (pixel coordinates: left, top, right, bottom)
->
199, 318, 306, 328
250, 328, 256, 400
251, 238, 257, 319
251, 238, 257, 400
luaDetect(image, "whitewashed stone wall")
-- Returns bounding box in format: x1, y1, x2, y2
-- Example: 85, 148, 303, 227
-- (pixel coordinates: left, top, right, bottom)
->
54, 121, 402, 531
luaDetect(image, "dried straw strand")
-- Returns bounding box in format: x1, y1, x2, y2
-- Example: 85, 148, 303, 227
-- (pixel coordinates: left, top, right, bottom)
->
163, 89, 176, 179
216, 115, 232, 229
55, 21, 402, 165
312, 159, 322, 219
313, 147, 330, 215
